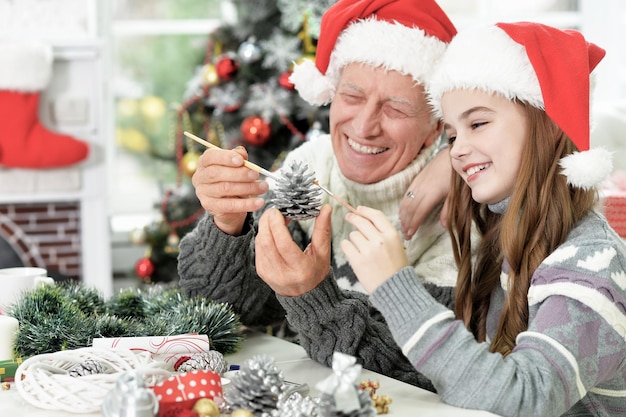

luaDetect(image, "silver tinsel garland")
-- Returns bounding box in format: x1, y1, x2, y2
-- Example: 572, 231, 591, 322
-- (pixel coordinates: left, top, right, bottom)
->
276, 0, 337, 38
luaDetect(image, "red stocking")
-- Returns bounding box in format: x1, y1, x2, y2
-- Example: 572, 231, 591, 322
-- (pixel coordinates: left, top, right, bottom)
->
0, 41, 89, 169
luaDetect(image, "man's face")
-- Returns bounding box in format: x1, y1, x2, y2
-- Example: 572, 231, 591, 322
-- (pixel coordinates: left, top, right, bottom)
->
329, 63, 440, 184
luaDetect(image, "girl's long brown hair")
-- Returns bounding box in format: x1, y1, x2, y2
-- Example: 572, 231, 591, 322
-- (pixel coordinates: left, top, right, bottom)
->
447, 102, 598, 356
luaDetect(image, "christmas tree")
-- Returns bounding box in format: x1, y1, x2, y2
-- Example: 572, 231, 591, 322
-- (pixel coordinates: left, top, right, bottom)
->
132, 0, 335, 284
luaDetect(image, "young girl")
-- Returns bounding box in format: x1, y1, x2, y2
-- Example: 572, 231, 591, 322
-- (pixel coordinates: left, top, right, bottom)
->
341, 22, 626, 416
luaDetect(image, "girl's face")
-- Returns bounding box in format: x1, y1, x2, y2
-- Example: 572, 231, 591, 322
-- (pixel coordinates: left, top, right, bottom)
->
442, 89, 528, 205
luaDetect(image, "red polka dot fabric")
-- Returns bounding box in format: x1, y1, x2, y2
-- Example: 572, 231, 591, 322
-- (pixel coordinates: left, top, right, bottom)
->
153, 369, 223, 407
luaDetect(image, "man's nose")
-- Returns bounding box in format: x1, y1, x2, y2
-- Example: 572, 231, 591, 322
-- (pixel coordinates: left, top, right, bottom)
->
352, 102, 382, 138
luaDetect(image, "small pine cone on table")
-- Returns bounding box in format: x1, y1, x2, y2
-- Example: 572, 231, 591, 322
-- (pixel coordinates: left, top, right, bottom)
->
270, 160, 322, 220
271, 392, 324, 417
224, 354, 285, 415
174, 351, 228, 375
68, 359, 106, 377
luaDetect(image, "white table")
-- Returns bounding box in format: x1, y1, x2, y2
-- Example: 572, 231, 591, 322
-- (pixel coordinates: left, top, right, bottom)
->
2, 331, 501, 416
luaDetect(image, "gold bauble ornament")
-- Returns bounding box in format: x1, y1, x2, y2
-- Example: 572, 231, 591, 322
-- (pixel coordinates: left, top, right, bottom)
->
202, 64, 220, 86
180, 151, 201, 177
116, 127, 150, 153
128, 227, 146, 245
192, 398, 220, 417
139, 95, 167, 120
116, 98, 139, 118
230, 409, 254, 417
164, 231, 180, 255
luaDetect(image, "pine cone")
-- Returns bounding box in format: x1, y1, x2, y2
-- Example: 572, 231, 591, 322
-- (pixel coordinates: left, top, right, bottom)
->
68, 359, 105, 377
224, 355, 285, 415
272, 392, 324, 417
175, 351, 228, 375
271, 160, 322, 220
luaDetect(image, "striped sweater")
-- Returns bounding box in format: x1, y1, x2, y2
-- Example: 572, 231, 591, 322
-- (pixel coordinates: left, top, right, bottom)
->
370, 211, 626, 417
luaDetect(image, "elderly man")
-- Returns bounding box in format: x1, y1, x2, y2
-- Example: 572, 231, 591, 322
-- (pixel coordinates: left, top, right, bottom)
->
178, 0, 457, 391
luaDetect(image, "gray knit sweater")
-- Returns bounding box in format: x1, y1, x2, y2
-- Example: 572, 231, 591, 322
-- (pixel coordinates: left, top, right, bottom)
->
371, 211, 626, 417
177, 136, 458, 390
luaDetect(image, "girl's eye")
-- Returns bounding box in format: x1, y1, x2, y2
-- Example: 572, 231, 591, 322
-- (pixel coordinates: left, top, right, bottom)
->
444, 130, 456, 145
471, 121, 488, 129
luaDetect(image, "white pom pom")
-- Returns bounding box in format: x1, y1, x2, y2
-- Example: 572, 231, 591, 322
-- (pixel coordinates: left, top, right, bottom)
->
289, 59, 335, 106
559, 147, 613, 189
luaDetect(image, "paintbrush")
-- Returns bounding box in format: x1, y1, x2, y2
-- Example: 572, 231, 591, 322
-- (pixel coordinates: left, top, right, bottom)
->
183, 131, 282, 181
313, 180, 359, 215
185, 131, 358, 214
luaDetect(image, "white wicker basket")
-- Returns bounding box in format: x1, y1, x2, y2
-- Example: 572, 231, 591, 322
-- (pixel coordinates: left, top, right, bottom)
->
14, 347, 171, 414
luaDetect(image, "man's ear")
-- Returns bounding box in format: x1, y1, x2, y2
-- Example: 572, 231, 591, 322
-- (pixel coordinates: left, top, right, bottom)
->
424, 119, 444, 148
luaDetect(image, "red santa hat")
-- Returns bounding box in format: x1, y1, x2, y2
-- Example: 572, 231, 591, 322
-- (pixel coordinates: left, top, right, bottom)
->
428, 22, 611, 189
289, 0, 457, 106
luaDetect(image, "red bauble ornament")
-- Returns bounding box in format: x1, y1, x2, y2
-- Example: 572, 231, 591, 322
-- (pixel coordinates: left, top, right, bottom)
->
278, 71, 295, 90
240, 115, 271, 146
135, 257, 154, 280
215, 56, 239, 81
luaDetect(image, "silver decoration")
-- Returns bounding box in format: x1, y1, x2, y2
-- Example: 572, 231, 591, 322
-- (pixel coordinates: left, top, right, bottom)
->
101, 371, 158, 417
238, 37, 262, 64
259, 29, 302, 72
305, 121, 326, 142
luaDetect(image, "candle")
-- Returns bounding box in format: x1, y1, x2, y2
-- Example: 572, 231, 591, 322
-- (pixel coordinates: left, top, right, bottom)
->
0, 315, 19, 361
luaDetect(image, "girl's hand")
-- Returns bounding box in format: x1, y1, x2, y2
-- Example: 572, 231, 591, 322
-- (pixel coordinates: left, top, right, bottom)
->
340, 206, 409, 294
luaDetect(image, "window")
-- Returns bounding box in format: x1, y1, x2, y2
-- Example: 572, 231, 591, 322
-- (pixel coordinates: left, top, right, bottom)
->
107, 0, 236, 223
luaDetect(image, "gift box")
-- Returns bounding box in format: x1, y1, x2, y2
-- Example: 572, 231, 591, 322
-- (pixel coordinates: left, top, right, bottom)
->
152, 369, 223, 417
601, 171, 626, 238
92, 334, 212, 368
603, 191, 626, 237
0, 358, 22, 382
600, 170, 626, 238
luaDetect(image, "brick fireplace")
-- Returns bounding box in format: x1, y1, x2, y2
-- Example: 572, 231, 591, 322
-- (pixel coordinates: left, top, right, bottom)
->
0, 201, 81, 279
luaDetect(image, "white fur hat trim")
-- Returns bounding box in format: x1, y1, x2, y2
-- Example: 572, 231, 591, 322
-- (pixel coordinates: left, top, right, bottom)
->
291, 18, 448, 106
429, 25, 612, 188
289, 59, 336, 106
559, 147, 613, 189
428, 25, 543, 118
0, 41, 53, 91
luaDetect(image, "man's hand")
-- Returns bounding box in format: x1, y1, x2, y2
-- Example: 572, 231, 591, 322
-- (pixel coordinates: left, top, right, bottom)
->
192, 146, 268, 236
255, 205, 332, 297
399, 147, 451, 239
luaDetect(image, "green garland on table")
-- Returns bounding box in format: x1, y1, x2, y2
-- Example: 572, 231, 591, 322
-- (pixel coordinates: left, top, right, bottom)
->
6, 283, 244, 358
